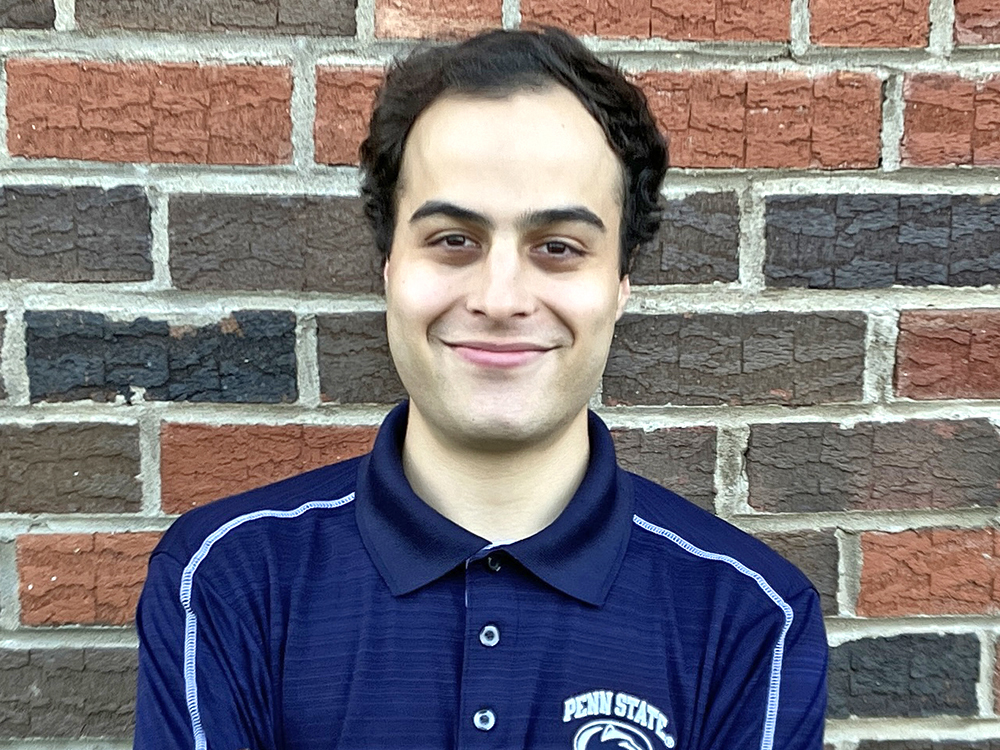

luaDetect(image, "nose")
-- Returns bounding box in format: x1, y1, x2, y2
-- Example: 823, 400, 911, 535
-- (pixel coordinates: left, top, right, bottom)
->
466, 239, 536, 320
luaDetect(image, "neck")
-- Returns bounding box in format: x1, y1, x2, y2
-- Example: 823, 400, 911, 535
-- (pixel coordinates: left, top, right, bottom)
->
400, 406, 591, 543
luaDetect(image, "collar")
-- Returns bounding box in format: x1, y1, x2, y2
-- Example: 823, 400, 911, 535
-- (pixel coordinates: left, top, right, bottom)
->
354, 402, 633, 606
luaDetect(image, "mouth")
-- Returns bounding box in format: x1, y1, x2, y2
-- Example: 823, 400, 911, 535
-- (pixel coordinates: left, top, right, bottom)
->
444, 340, 554, 368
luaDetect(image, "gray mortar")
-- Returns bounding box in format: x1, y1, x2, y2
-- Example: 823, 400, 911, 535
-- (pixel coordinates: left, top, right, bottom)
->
790, 0, 810, 58
146, 187, 172, 291
295, 314, 322, 408
979, 630, 997, 716
836, 528, 861, 617
862, 312, 900, 404
137, 409, 162, 517
737, 182, 766, 294
825, 716, 1000, 743
1, 304, 30, 407
291, 45, 318, 170
0, 539, 21, 629
0, 741, 133, 750
53, 0, 75, 31
501, 0, 520, 30
355, 0, 376, 43
928, 0, 957, 58
713, 425, 750, 517
881, 74, 904, 172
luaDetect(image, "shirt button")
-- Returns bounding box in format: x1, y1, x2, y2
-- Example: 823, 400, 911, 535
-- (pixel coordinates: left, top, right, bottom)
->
473, 708, 496, 731
479, 624, 500, 647
486, 554, 502, 572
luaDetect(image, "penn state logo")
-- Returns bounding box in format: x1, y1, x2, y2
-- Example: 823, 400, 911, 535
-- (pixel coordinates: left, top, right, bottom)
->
573, 719, 653, 750
563, 690, 675, 749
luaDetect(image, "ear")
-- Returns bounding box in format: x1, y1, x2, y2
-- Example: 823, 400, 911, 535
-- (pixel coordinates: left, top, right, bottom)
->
615, 274, 630, 321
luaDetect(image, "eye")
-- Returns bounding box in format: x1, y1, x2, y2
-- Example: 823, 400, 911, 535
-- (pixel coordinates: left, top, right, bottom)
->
536, 240, 583, 258
433, 233, 477, 249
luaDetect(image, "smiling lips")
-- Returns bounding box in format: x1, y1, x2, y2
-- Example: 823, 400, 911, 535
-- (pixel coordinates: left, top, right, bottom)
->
447, 340, 553, 368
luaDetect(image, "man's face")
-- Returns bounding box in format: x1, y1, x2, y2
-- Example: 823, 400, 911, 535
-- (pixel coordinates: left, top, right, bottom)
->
384, 85, 630, 451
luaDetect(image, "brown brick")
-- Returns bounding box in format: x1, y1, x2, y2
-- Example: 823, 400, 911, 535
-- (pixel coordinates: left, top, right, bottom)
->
858, 528, 1000, 616
0, 423, 141, 514
636, 70, 881, 169
748, 420, 1000, 513
314, 68, 382, 166
317, 313, 406, 404
170, 195, 380, 293
160, 423, 377, 513
902, 74, 1000, 166
18, 532, 159, 626
0, 0, 55, 27
6, 60, 292, 164
811, 0, 929, 46
612, 427, 716, 512
604, 312, 866, 406
374, 0, 499, 38
0, 186, 152, 282
76, 0, 354, 34
956, 0, 1000, 43
753, 530, 838, 615
0, 648, 136, 738
895, 309, 1000, 400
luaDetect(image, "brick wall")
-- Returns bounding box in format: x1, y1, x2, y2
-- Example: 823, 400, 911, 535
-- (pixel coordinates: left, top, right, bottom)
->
0, 0, 998, 746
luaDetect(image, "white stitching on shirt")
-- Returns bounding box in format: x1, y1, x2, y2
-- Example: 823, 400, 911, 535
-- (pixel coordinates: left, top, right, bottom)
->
179, 493, 356, 750
631, 514, 794, 750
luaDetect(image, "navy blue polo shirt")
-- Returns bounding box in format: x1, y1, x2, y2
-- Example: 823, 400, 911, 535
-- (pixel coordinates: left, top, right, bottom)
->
134, 402, 827, 750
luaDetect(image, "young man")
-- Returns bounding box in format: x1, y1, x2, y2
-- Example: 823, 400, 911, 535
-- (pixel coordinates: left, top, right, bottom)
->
134, 28, 827, 750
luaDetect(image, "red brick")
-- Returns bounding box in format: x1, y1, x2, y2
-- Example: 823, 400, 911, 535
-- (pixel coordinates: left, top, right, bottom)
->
17, 533, 160, 626
374, 0, 499, 38
314, 68, 382, 166
895, 309, 1000, 400
811, 0, 929, 47
635, 70, 881, 169
956, 0, 1000, 44
6, 59, 291, 164
858, 528, 1000, 616
160, 423, 377, 513
902, 74, 1000, 166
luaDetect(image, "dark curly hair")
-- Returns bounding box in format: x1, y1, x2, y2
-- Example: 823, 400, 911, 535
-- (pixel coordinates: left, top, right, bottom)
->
359, 27, 668, 278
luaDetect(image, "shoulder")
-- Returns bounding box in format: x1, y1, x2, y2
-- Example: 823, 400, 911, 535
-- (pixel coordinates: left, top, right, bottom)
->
153, 454, 365, 568
625, 471, 815, 603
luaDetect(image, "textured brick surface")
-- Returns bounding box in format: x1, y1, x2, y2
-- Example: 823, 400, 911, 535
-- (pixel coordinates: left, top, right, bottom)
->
26, 310, 297, 403
522, 0, 788, 39
895, 310, 1000, 400
7, 60, 292, 164
955, 0, 1000, 44
0, 423, 140, 514
76, 0, 354, 34
314, 68, 382, 166
630, 193, 739, 285
827, 634, 979, 718
375, 0, 499, 37
0, 649, 136, 738
0, 186, 152, 283
317, 313, 406, 404
161, 423, 377, 513
611, 427, 716, 512
858, 528, 1000, 616
18, 533, 159, 626
747, 420, 1000, 513
604, 312, 866, 406
170, 195, 379, 293
754, 530, 839, 615
765, 194, 1000, 288
636, 70, 881, 169
902, 74, 1000, 166
0, 0, 54, 27
811, 0, 929, 46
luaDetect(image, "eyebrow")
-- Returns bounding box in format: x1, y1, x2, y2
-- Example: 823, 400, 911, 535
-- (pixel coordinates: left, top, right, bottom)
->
409, 201, 606, 233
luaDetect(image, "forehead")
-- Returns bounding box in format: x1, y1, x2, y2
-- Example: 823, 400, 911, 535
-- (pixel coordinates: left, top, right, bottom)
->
396, 86, 623, 224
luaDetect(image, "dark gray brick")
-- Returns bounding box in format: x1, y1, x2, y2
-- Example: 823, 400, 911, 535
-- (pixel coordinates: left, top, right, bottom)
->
631, 193, 740, 284
748, 420, 1000, 513
766, 194, 1000, 288
603, 312, 866, 406
0, 648, 136, 738
26, 310, 296, 403
76, 0, 354, 34
612, 427, 716, 512
0, 424, 140, 514
169, 195, 379, 293
753, 530, 839, 615
317, 313, 405, 404
0, 187, 152, 282
0, 0, 54, 27
827, 634, 979, 718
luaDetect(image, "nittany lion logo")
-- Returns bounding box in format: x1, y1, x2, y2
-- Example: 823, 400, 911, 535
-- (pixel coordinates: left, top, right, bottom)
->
573, 720, 653, 750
